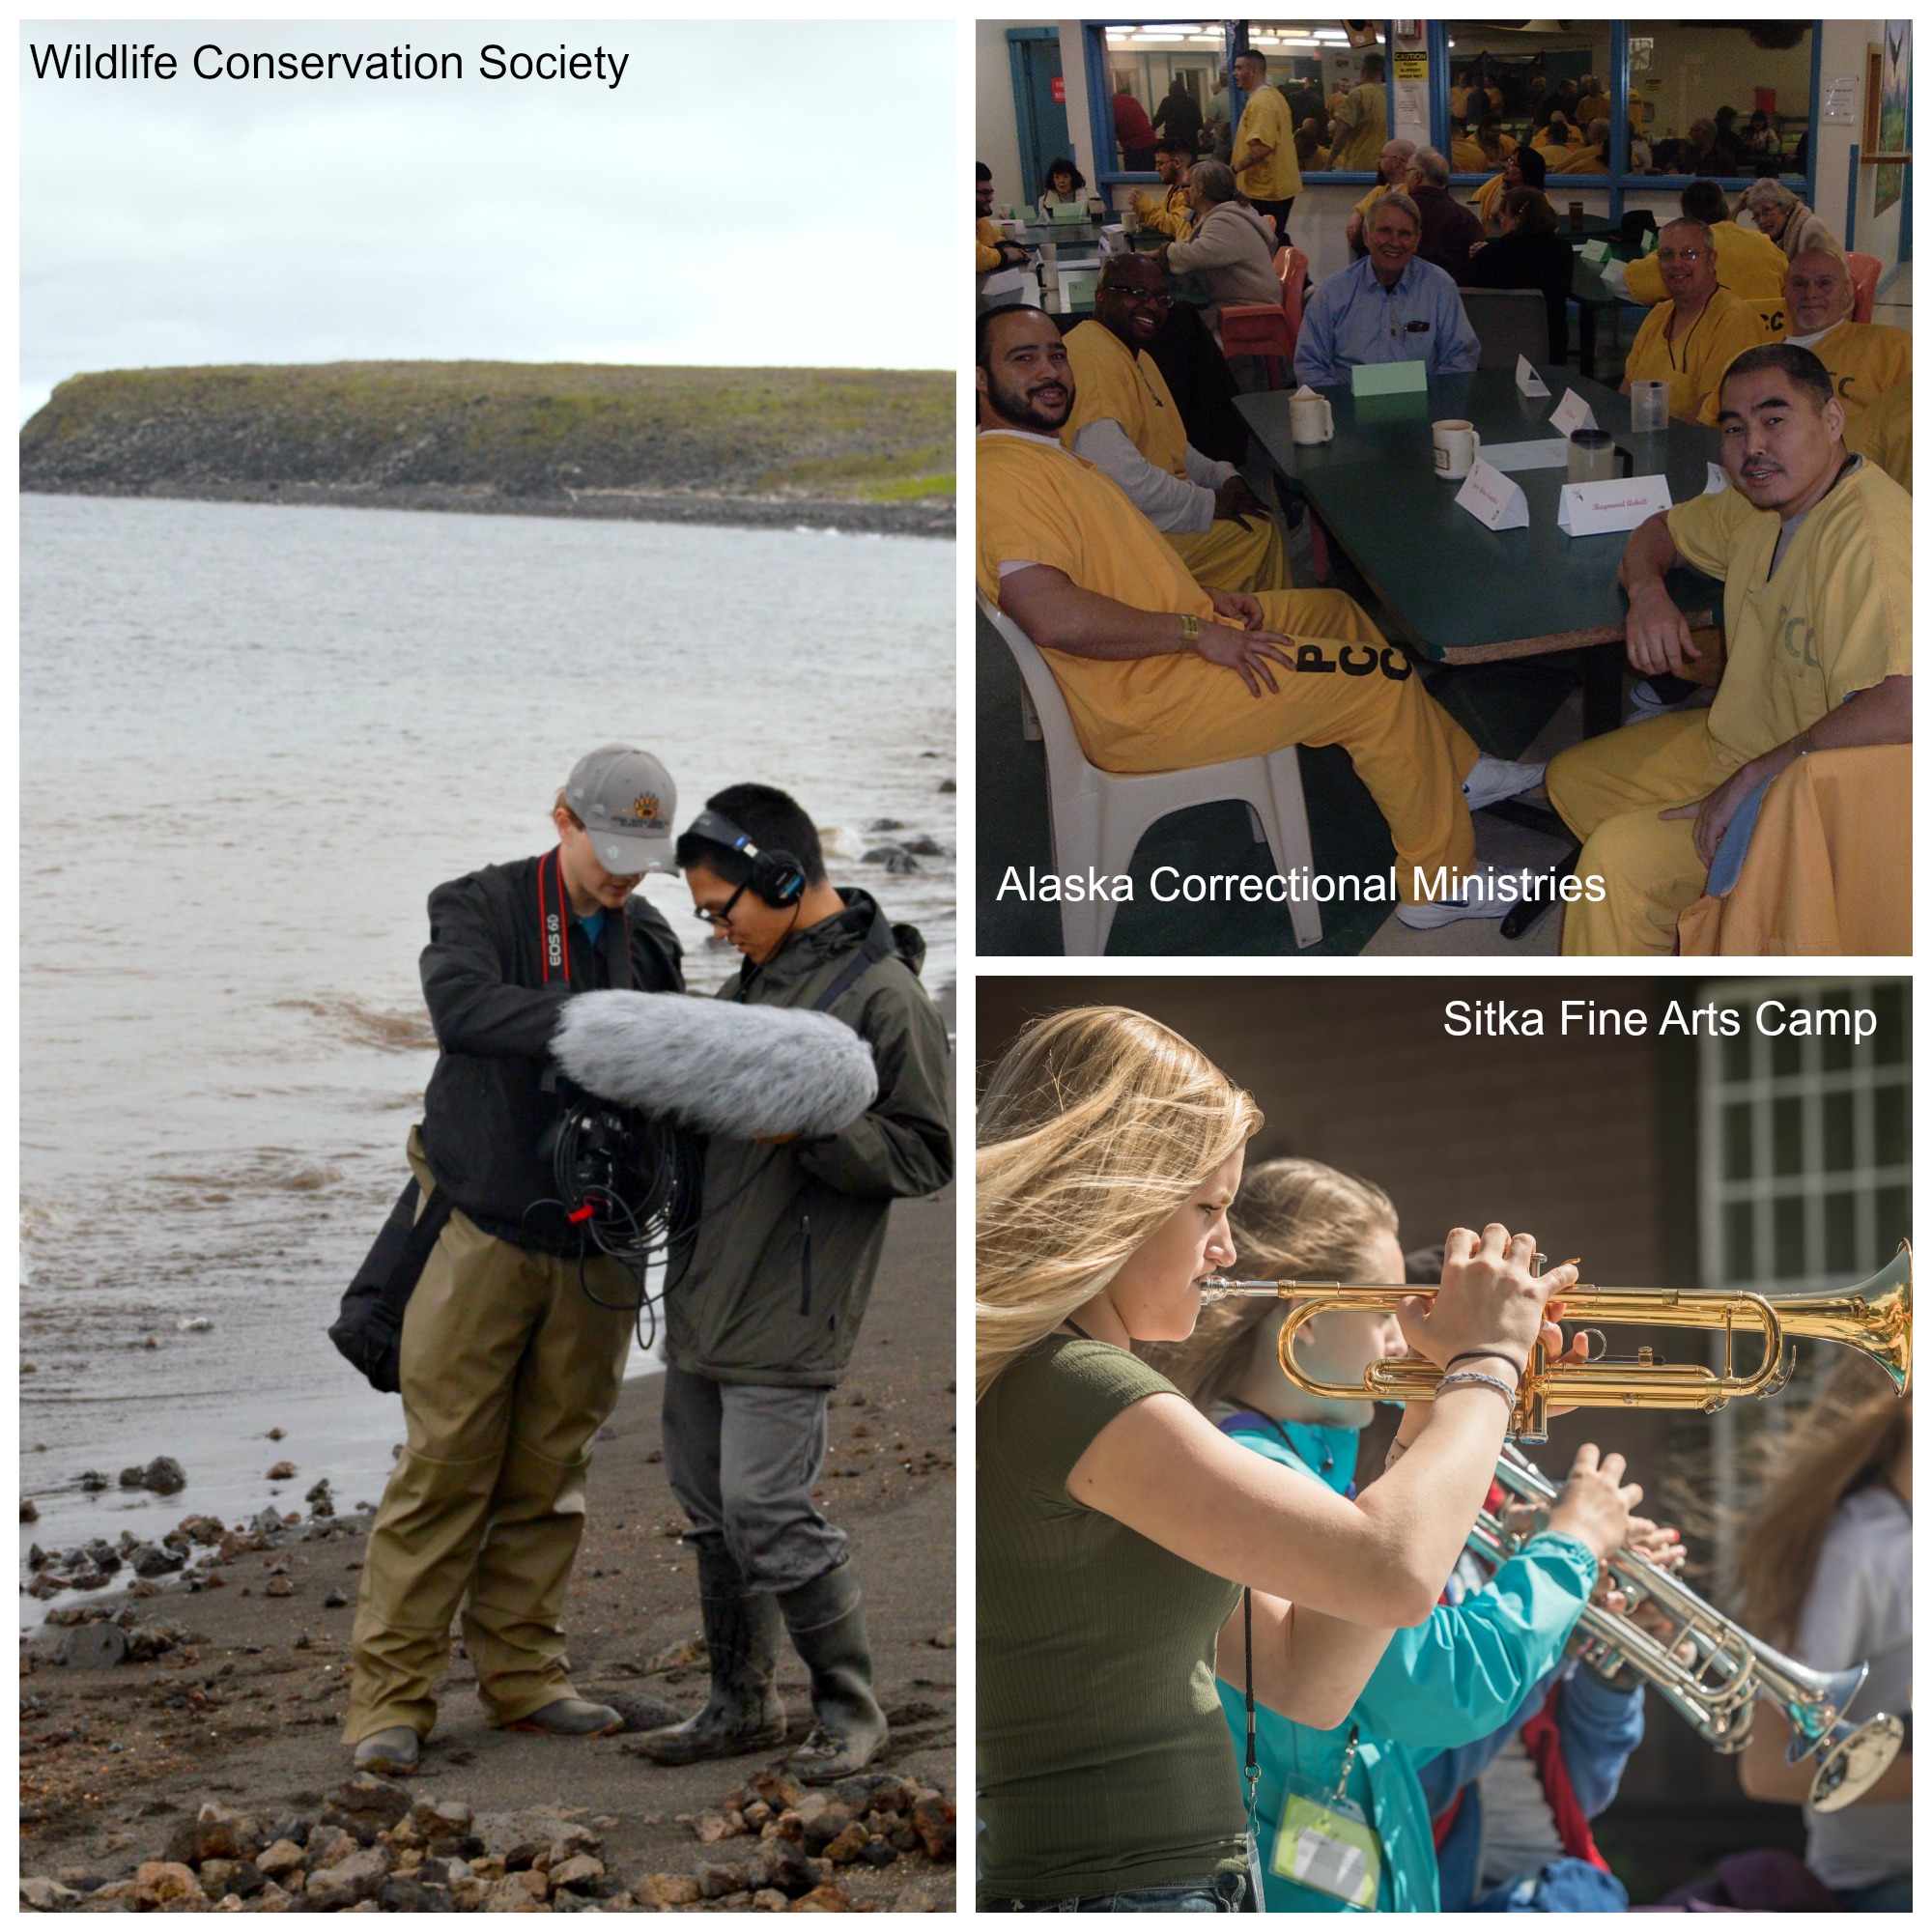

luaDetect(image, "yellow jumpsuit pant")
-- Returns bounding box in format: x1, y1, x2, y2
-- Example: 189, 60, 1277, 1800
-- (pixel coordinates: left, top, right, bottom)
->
1052, 588, 1481, 901
345, 1129, 637, 1742
1166, 513, 1293, 596
1546, 712, 1744, 955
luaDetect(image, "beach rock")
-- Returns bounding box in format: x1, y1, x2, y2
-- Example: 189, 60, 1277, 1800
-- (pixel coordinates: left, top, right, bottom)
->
163, 1802, 257, 1866
305, 1479, 334, 1518
752, 1889, 790, 1912
141, 1458, 188, 1495
128, 1541, 184, 1577
256, 1842, 304, 1881
265, 1577, 295, 1598
649, 1874, 700, 1905
894, 1882, 939, 1910
820, 1824, 869, 1866
133, 1862, 205, 1908
604, 1689, 684, 1733
695, 1861, 747, 1900
901, 836, 948, 857
745, 1839, 818, 1899
798, 1804, 856, 1855
911, 1799, 956, 1862
378, 1874, 451, 1913
20, 1498, 38, 1523
120, 1466, 148, 1489
266, 1462, 297, 1482
301, 1848, 388, 1911
78, 1470, 111, 1492
58, 1623, 128, 1670
691, 1810, 740, 1846
549, 1856, 605, 1892
937, 779, 956, 794
865, 818, 905, 833
860, 845, 921, 873
323, 1775, 412, 1845
857, 1838, 897, 1868
267, 1429, 285, 1441
304, 1824, 357, 1869
791, 1883, 855, 1911
21, 1876, 81, 1910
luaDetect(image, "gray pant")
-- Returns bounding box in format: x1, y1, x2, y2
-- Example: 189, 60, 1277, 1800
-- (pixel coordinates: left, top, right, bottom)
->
661, 1367, 846, 1593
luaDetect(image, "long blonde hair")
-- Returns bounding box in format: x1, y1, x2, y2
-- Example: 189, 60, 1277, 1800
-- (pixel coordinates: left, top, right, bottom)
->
1730, 1359, 1911, 1647
976, 1006, 1261, 1401
1148, 1158, 1398, 1406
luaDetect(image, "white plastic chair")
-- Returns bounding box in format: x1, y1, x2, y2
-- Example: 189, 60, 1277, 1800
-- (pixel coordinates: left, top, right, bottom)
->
979, 591, 1322, 955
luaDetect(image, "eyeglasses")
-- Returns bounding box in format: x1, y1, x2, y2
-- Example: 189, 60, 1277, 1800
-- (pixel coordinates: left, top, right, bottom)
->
693, 879, 751, 927
1110, 286, 1174, 308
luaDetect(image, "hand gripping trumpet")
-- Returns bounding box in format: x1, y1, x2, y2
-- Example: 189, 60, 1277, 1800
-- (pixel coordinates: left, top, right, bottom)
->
1469, 1444, 1905, 1811
1199, 1241, 1912, 1445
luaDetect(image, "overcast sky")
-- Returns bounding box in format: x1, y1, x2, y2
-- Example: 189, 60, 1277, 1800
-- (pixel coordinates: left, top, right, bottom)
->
20, 19, 952, 419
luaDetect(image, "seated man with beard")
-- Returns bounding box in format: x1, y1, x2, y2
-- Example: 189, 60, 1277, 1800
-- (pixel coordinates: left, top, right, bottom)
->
977, 302, 1544, 928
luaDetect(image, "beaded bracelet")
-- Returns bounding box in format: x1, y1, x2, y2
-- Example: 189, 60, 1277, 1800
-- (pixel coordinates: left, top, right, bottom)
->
1435, 1369, 1519, 1407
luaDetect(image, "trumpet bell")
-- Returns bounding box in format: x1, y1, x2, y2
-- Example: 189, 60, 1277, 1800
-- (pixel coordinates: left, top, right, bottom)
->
1809, 1713, 1907, 1813
1768, 1238, 1912, 1396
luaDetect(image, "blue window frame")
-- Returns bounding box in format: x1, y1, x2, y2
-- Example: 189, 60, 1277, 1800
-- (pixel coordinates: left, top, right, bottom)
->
1427, 19, 1821, 225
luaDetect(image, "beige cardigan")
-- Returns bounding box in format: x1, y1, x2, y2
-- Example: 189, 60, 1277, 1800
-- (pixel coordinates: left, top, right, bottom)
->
1164, 201, 1280, 323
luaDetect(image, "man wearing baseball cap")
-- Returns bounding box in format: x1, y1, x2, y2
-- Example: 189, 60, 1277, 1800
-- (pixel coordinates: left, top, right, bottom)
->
344, 746, 684, 1774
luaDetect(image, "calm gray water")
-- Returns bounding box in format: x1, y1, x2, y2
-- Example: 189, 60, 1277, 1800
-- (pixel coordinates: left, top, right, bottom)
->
19, 495, 953, 1605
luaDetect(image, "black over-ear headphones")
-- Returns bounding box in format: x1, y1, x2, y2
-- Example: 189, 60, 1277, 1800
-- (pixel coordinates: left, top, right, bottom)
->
686, 809, 808, 909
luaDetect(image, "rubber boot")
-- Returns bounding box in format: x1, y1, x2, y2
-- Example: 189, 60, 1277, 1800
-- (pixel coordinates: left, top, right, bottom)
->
635, 1548, 785, 1766
777, 1561, 889, 1785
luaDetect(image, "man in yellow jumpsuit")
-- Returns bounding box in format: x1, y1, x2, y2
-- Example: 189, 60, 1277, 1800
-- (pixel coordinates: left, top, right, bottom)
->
978, 162, 1028, 274
1845, 372, 1911, 491
1232, 47, 1301, 245
1623, 182, 1788, 307
978, 303, 1547, 925
1548, 344, 1912, 955
1061, 255, 1288, 595
1699, 246, 1912, 425
1129, 137, 1198, 240
1328, 52, 1387, 172
1620, 219, 1766, 421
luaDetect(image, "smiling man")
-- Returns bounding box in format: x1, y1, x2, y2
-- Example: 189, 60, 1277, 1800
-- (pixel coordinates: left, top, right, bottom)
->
1547, 344, 1912, 954
1061, 253, 1285, 594
1619, 217, 1767, 421
979, 301, 1548, 928
345, 746, 685, 1774
1294, 191, 1481, 390
636, 784, 951, 1779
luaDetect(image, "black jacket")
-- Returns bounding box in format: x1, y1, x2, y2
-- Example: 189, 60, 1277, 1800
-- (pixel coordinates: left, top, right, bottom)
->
665, 890, 952, 1387
418, 852, 683, 1250
1461, 227, 1576, 367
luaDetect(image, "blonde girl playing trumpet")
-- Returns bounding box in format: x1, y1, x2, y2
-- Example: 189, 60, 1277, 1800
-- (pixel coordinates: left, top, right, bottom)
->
976, 1006, 1584, 1912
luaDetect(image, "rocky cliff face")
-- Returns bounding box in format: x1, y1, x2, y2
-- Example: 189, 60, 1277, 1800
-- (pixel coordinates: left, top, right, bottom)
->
21, 361, 954, 535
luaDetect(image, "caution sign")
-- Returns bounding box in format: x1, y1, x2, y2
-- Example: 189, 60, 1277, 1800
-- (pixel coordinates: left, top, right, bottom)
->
1051, 74, 1065, 102
1393, 51, 1428, 81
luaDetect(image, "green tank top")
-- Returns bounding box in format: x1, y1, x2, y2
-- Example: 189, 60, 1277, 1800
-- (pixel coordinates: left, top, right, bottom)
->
977, 1336, 1247, 1902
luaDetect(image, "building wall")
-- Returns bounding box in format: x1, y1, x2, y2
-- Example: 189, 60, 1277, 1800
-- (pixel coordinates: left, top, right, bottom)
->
976, 19, 1028, 213
1816, 19, 1905, 272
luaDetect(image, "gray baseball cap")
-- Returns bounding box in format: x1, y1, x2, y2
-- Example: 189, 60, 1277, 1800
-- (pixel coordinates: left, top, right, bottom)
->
563, 745, 678, 876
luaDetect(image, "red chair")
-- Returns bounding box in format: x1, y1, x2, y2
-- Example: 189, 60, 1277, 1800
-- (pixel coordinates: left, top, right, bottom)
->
1846, 251, 1882, 324
1216, 246, 1310, 388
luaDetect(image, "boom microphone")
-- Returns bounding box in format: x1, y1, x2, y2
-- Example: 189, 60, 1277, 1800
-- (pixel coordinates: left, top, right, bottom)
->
552, 991, 878, 1142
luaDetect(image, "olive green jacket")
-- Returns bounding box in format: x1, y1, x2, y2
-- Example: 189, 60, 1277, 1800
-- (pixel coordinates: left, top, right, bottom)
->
664, 889, 952, 1386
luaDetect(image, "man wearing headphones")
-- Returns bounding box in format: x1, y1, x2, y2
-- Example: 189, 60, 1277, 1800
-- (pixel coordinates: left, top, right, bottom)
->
638, 783, 952, 1782
346, 746, 684, 1774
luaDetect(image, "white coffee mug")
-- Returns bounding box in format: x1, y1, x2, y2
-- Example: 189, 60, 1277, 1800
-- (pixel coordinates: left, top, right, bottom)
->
1291, 395, 1334, 445
1433, 418, 1481, 480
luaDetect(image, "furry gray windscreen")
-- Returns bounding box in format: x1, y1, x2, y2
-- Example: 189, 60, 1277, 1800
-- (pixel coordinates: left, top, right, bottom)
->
552, 991, 878, 1141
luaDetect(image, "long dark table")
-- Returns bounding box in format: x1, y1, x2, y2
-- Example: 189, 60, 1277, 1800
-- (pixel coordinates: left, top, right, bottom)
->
1239, 365, 1725, 735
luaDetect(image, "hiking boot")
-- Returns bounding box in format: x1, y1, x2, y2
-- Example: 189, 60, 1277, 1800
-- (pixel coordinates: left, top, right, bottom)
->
635, 1550, 785, 1766
777, 1561, 888, 1786
351, 1725, 421, 1774
501, 1696, 625, 1738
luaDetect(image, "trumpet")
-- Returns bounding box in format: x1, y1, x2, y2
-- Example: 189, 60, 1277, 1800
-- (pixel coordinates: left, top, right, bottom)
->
1470, 1444, 1905, 1812
1199, 1241, 1912, 1444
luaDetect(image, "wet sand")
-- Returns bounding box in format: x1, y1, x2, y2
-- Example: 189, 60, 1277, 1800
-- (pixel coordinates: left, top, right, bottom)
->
19, 1192, 957, 1909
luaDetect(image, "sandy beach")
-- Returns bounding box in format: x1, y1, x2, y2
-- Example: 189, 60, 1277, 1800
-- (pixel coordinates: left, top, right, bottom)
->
19, 1192, 957, 1911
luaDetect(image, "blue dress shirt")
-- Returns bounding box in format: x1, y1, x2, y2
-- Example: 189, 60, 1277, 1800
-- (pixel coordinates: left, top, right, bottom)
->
1293, 253, 1483, 388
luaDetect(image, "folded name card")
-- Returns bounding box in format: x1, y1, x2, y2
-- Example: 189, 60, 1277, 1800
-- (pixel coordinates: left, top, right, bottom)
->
1548, 388, 1598, 438
1515, 355, 1550, 398
1556, 473, 1673, 536
1350, 358, 1430, 398
1705, 461, 1729, 495
1455, 457, 1530, 531
1579, 238, 1612, 265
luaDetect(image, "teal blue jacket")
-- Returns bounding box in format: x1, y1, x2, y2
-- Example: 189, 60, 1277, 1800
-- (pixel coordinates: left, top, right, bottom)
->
1216, 1417, 1598, 1912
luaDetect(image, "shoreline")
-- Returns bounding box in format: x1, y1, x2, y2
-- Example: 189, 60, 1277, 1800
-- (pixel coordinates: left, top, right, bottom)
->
20, 480, 953, 540
20, 1191, 956, 1910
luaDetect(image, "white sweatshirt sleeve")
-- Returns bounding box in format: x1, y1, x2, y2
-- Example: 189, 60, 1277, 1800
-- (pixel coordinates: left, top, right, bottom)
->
1068, 417, 1216, 533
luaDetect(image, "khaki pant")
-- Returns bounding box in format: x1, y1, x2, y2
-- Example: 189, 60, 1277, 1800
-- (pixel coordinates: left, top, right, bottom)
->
1166, 513, 1293, 595
344, 1132, 637, 1741
1547, 712, 1742, 955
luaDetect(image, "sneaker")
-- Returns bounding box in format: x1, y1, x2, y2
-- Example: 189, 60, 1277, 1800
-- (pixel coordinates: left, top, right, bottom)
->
1462, 755, 1546, 812
500, 1696, 624, 1739
351, 1725, 421, 1774
1628, 673, 1712, 721
1395, 863, 1523, 929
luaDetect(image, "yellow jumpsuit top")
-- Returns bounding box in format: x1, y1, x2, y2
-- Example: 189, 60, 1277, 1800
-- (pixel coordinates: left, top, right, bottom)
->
1474, 173, 1510, 223
1672, 458, 1912, 766
978, 217, 1009, 273
1234, 83, 1301, 202
1844, 373, 1912, 492
1328, 81, 1387, 172
1061, 321, 1191, 477
1129, 184, 1195, 240
1624, 287, 1767, 421
1553, 143, 1608, 174
1697, 318, 1914, 428
1450, 135, 1488, 173
1624, 220, 1790, 305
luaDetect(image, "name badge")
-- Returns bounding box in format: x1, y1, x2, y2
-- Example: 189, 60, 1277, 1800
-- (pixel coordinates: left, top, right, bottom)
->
1274, 1791, 1382, 1909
